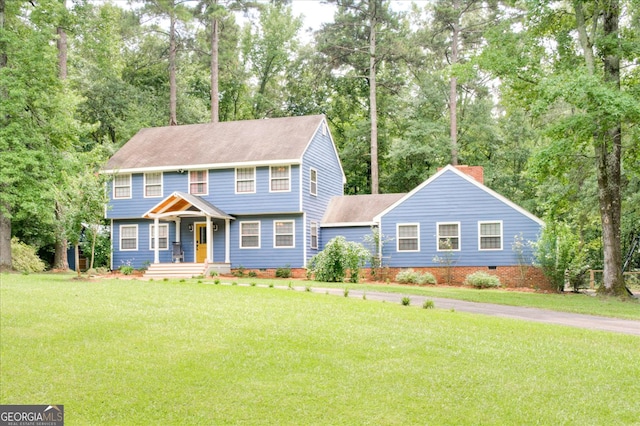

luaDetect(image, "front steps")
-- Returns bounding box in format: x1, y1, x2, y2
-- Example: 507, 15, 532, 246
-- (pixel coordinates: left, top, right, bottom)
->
143, 263, 208, 279
143, 262, 232, 279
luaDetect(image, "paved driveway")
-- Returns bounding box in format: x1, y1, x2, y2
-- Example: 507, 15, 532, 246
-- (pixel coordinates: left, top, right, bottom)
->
297, 286, 640, 336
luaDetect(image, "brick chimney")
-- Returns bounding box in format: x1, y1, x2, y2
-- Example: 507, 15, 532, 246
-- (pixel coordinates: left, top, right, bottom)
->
439, 165, 484, 184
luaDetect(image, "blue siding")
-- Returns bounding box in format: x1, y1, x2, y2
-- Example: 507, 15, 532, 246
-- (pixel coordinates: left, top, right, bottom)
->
301, 126, 344, 261
112, 219, 177, 270
229, 214, 305, 269
378, 169, 542, 267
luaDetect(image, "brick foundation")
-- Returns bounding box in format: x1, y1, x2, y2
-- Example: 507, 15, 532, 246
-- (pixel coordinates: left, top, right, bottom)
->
231, 265, 553, 291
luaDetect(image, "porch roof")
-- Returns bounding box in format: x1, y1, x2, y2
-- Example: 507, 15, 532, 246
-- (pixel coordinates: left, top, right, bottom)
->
143, 192, 235, 220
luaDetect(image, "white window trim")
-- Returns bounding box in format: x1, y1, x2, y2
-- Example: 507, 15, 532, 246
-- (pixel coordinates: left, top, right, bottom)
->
240, 221, 261, 249
269, 165, 291, 193
310, 168, 318, 196
143, 172, 163, 198
235, 167, 256, 194
310, 221, 318, 250
396, 223, 420, 252
478, 221, 503, 251
113, 174, 132, 199
149, 223, 169, 250
119, 224, 138, 251
274, 220, 295, 249
189, 170, 209, 195
437, 222, 461, 252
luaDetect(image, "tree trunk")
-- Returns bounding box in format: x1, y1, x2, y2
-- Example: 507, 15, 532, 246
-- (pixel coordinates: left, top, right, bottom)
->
210, 4, 219, 123
56, 0, 67, 80
0, 207, 11, 271
449, 0, 459, 166
598, 0, 625, 295
369, 3, 378, 194
169, 12, 178, 126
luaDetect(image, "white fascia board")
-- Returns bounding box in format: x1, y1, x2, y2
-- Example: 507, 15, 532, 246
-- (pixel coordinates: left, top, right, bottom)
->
320, 222, 376, 228
101, 159, 302, 175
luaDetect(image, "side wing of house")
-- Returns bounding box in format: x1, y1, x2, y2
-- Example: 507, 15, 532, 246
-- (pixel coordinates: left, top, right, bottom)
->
377, 165, 544, 268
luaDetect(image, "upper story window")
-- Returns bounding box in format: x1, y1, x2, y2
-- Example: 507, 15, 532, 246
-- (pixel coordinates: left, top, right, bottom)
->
438, 222, 460, 251
144, 172, 163, 198
274, 220, 295, 248
149, 224, 169, 250
113, 174, 131, 199
270, 165, 290, 192
479, 221, 502, 250
240, 221, 260, 249
310, 221, 318, 250
120, 224, 138, 251
236, 167, 256, 193
189, 170, 208, 195
397, 223, 419, 252
310, 168, 318, 196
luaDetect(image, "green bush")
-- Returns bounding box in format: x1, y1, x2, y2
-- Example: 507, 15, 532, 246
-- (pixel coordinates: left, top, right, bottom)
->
395, 269, 436, 285
11, 237, 46, 273
423, 300, 435, 309
465, 271, 501, 289
119, 265, 134, 275
401, 296, 411, 306
275, 265, 292, 278
308, 236, 369, 283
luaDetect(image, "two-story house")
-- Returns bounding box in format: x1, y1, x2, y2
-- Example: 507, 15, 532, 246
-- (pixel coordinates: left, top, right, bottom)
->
103, 115, 344, 277
104, 114, 545, 286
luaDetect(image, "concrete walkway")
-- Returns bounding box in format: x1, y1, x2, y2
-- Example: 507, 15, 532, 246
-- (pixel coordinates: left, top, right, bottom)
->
275, 284, 640, 337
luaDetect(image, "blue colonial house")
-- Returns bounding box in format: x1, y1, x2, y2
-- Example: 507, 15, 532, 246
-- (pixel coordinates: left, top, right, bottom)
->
104, 115, 544, 284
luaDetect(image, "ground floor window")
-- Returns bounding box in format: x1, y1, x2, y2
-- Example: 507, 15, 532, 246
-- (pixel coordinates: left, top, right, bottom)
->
310, 221, 318, 249
274, 220, 295, 248
397, 223, 419, 251
149, 223, 169, 250
437, 222, 460, 250
120, 225, 138, 251
240, 221, 260, 248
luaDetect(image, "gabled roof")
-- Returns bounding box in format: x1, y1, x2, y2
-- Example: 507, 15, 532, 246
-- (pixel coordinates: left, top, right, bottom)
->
373, 165, 545, 226
321, 193, 406, 227
104, 115, 329, 173
143, 192, 234, 220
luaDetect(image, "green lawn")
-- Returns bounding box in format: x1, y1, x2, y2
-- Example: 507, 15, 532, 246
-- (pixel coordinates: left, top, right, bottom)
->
1, 273, 639, 425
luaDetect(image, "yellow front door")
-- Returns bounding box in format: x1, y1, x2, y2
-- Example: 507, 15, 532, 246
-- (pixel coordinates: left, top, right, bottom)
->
195, 223, 208, 263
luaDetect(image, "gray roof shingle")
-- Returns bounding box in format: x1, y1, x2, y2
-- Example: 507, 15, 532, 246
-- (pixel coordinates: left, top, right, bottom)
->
322, 193, 406, 225
104, 115, 326, 171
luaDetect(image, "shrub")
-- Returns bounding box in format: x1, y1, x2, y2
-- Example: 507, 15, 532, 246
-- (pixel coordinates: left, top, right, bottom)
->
11, 237, 46, 273
423, 300, 435, 309
248, 271, 258, 278
401, 296, 411, 306
308, 236, 369, 283
275, 265, 292, 278
119, 265, 134, 275
465, 271, 501, 289
395, 269, 437, 285
396, 269, 420, 284
214, 278, 220, 285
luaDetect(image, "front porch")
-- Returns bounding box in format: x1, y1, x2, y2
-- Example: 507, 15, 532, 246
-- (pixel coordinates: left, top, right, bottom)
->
143, 262, 231, 279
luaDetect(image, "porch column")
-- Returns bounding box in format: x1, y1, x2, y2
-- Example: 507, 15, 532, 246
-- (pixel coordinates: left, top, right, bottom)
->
225, 219, 230, 264
153, 217, 160, 264
175, 218, 181, 243
206, 215, 212, 263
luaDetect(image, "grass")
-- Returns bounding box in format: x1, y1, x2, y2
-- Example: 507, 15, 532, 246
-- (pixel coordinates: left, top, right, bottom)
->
2, 273, 639, 425
224, 277, 640, 320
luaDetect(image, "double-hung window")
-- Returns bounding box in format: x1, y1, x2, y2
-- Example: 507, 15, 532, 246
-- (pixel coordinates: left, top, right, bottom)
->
274, 221, 295, 248
310, 221, 318, 249
240, 221, 260, 248
189, 170, 208, 195
236, 167, 255, 193
144, 172, 162, 198
479, 221, 502, 250
310, 168, 318, 196
113, 174, 131, 199
149, 224, 169, 250
397, 224, 419, 251
270, 165, 290, 192
120, 225, 138, 251
437, 222, 460, 250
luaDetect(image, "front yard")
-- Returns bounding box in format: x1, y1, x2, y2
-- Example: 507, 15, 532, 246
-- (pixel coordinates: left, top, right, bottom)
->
1, 273, 638, 424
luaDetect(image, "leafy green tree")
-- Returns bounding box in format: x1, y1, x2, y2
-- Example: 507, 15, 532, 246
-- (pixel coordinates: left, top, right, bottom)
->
308, 236, 369, 283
